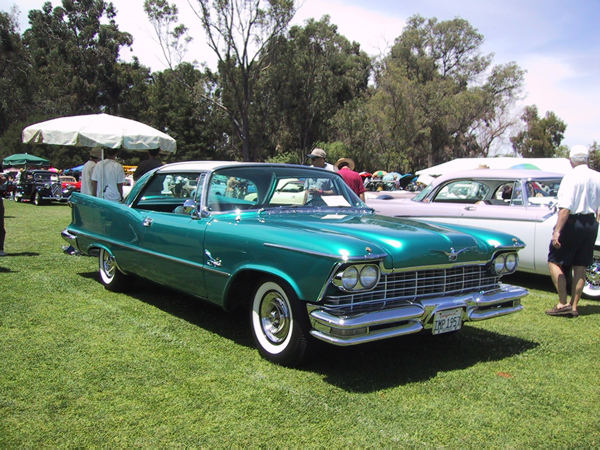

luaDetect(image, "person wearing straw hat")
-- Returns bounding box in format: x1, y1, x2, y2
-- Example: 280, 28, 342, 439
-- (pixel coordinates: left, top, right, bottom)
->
546, 145, 600, 318
335, 157, 365, 201
80, 147, 101, 196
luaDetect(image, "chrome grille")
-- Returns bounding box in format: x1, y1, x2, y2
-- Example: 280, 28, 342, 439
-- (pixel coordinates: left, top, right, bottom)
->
323, 265, 499, 315
51, 183, 62, 198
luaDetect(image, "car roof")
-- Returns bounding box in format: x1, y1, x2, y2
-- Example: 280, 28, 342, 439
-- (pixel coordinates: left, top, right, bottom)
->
431, 169, 564, 185
155, 161, 331, 173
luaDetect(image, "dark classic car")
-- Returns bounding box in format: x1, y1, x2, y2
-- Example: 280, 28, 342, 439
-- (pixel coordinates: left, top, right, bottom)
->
15, 169, 72, 205
62, 162, 527, 365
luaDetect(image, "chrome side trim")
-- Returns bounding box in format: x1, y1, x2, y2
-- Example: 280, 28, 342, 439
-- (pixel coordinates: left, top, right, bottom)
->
263, 242, 387, 261
64, 228, 231, 277
307, 284, 527, 346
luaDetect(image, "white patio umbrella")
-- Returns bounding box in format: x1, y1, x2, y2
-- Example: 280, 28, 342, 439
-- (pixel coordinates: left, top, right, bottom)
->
22, 113, 176, 153
22, 113, 176, 199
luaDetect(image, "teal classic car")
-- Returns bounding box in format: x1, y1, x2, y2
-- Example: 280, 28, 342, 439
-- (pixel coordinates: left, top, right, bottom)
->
62, 161, 527, 365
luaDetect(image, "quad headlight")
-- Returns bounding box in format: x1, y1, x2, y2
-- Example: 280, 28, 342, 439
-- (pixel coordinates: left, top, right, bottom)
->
335, 264, 380, 291
492, 252, 519, 274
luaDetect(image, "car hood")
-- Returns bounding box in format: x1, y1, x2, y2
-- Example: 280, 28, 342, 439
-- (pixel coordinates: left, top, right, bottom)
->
237, 210, 521, 269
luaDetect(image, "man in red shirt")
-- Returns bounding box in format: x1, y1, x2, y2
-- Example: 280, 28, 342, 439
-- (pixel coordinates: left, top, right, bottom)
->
335, 158, 366, 201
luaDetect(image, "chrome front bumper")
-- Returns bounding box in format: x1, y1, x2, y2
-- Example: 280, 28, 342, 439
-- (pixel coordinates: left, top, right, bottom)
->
307, 284, 527, 346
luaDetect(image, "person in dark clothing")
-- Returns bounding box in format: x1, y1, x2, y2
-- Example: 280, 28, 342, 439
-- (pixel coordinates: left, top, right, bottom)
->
133, 149, 163, 181
0, 172, 6, 256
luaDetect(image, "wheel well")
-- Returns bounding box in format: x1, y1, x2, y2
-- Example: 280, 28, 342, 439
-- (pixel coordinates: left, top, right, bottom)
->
224, 270, 293, 312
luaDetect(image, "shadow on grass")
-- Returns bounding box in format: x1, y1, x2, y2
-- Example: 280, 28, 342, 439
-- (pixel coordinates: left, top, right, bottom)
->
78, 271, 539, 391
78, 271, 253, 346
0, 252, 40, 257
304, 329, 537, 391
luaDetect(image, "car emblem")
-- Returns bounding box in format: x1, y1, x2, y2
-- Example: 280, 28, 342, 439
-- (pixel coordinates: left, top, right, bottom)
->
438, 246, 474, 262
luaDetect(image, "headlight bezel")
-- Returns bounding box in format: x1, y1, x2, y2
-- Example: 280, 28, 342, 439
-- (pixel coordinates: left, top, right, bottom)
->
334, 263, 381, 292
491, 252, 519, 275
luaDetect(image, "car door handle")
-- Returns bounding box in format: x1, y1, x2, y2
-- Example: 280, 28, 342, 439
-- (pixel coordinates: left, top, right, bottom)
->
143, 217, 153, 227
464, 206, 476, 211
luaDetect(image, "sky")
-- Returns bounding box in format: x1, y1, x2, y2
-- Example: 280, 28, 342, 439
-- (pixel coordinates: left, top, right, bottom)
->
3, 0, 600, 153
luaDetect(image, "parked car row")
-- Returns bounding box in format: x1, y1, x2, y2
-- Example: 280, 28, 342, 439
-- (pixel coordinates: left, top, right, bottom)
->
13, 170, 76, 205
368, 169, 600, 299
62, 162, 527, 366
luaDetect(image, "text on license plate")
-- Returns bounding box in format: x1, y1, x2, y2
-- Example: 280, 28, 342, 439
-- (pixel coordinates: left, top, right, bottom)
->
432, 308, 463, 335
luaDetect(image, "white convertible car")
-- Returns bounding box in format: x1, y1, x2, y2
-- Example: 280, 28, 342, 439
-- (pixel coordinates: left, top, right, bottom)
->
369, 169, 600, 299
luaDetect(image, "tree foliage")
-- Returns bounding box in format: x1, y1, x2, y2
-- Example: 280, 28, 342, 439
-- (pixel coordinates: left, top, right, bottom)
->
333, 15, 525, 172
1, 3, 584, 173
256, 16, 371, 162
510, 105, 567, 157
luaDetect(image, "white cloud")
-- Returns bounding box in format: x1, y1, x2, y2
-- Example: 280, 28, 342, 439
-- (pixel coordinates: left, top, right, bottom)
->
519, 54, 600, 146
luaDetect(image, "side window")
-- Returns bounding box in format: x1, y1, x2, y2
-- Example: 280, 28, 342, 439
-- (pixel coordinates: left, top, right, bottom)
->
492, 182, 516, 204
134, 172, 203, 212
526, 180, 561, 206
207, 174, 258, 212
433, 180, 490, 203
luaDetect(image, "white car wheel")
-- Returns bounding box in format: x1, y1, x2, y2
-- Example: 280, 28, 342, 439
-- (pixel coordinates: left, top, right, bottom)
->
250, 279, 309, 366
99, 248, 128, 291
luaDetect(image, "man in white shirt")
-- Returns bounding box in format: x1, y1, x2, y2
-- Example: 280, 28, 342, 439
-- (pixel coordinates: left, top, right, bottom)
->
306, 148, 336, 172
91, 148, 125, 202
80, 147, 101, 195
546, 145, 600, 317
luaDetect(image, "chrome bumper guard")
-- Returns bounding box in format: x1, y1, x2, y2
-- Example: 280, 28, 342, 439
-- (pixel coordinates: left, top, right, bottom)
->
307, 284, 527, 346
61, 229, 78, 248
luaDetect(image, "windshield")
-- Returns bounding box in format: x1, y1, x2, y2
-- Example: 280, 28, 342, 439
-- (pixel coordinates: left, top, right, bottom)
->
206, 166, 366, 212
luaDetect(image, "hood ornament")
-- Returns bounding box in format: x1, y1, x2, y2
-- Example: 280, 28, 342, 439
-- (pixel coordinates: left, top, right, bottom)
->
434, 246, 475, 262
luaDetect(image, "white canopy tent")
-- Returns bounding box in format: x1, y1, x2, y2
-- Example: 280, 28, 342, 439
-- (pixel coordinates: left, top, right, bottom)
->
416, 157, 572, 185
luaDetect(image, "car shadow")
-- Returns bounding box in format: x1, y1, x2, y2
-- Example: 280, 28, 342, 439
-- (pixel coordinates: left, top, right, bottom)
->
0, 252, 40, 257
303, 329, 537, 391
79, 272, 538, 391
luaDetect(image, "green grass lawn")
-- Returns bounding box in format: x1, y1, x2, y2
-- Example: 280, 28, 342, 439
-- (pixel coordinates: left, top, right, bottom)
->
1, 199, 599, 447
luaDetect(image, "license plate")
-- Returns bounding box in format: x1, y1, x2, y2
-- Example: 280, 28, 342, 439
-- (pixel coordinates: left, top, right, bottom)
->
432, 308, 463, 335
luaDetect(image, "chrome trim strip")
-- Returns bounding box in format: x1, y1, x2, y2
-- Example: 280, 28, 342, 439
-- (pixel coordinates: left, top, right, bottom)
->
263, 242, 387, 261
66, 228, 231, 277
378, 260, 490, 273
310, 322, 424, 346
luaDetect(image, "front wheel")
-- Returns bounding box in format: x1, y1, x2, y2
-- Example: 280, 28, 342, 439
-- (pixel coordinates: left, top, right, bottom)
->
33, 191, 43, 206
250, 279, 310, 366
583, 255, 600, 300
99, 248, 128, 291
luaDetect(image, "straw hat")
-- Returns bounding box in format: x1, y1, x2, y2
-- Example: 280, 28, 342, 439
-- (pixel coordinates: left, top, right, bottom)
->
335, 157, 355, 171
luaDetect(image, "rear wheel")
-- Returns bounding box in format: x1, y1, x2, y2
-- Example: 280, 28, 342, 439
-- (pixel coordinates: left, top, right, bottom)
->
250, 278, 310, 366
99, 248, 128, 291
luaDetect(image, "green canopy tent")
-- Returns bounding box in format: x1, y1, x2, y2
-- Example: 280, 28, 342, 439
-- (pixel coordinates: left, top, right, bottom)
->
2, 153, 50, 168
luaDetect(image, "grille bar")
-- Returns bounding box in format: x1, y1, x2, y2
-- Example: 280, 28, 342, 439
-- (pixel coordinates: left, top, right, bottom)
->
324, 265, 499, 315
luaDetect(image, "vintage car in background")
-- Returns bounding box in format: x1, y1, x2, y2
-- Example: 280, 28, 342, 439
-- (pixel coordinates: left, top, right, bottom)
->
15, 169, 72, 205
59, 175, 81, 193
62, 162, 527, 365
369, 169, 600, 299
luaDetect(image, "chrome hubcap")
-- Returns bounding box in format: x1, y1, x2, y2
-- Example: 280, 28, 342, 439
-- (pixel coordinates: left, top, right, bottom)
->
102, 251, 116, 279
585, 258, 600, 289
259, 291, 291, 345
